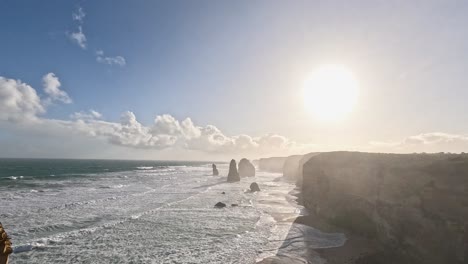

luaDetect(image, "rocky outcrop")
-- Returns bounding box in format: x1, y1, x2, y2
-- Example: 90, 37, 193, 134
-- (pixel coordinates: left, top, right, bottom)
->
0, 222, 12, 264
258, 157, 287, 172
238, 158, 255, 177
301, 151, 468, 264
250, 182, 260, 192
212, 164, 219, 176
227, 159, 240, 182
214, 202, 226, 208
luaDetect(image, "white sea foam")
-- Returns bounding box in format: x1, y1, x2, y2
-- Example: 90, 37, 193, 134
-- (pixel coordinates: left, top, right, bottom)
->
2, 164, 343, 264
136, 166, 153, 170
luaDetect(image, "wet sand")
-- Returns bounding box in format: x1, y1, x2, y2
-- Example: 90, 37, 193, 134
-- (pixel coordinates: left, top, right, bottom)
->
294, 214, 379, 264
257, 189, 379, 264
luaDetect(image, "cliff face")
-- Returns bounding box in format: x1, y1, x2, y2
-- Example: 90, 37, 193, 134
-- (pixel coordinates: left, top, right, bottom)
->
282, 155, 303, 180
258, 157, 287, 173
302, 151, 468, 263
282, 153, 319, 185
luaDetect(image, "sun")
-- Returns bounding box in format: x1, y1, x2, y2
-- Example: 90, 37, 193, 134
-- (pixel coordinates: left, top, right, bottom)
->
303, 64, 359, 121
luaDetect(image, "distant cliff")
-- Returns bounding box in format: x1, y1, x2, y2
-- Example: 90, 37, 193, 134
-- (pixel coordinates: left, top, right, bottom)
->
258, 157, 287, 172
282, 153, 319, 185
301, 151, 468, 263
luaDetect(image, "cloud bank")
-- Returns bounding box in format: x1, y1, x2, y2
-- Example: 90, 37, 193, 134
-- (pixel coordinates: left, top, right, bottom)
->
0, 74, 304, 156
2, 73, 467, 157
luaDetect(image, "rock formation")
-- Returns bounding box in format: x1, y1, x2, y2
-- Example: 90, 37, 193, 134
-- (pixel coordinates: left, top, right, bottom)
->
238, 158, 255, 177
250, 182, 260, 192
0, 222, 12, 264
227, 159, 240, 182
214, 202, 226, 208
301, 151, 468, 264
212, 164, 219, 176
282, 153, 319, 186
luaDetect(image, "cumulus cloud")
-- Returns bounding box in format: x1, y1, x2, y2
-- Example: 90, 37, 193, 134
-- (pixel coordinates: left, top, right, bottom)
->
0, 75, 301, 154
42, 73, 72, 104
96, 50, 126, 66
69, 26, 87, 49
0, 77, 45, 122
6, 74, 467, 157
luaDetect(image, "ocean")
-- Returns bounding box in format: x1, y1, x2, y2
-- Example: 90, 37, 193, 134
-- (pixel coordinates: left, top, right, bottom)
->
0, 159, 345, 263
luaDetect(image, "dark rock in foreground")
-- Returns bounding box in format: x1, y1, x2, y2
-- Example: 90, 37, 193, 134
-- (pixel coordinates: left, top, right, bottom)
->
214, 202, 226, 208
212, 164, 219, 176
231, 204, 238, 207
250, 182, 260, 192
0, 221, 13, 264
238, 158, 255, 177
227, 159, 240, 182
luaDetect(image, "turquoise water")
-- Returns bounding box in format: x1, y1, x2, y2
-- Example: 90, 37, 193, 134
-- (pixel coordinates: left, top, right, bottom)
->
0, 158, 207, 188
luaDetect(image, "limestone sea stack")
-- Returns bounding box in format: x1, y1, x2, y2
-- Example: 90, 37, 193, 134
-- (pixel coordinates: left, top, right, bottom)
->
212, 164, 219, 176
238, 158, 255, 177
227, 159, 240, 182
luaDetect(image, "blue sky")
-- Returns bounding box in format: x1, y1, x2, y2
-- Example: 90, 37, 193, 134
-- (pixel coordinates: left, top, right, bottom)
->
1, 0, 468, 159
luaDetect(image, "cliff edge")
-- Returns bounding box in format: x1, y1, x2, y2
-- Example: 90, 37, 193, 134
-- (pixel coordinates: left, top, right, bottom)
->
301, 151, 468, 263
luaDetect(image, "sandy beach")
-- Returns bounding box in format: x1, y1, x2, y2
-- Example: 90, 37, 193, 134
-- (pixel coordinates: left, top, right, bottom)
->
257, 190, 381, 264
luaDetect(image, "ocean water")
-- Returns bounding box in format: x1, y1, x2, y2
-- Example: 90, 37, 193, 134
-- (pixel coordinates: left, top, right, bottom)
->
0, 159, 345, 263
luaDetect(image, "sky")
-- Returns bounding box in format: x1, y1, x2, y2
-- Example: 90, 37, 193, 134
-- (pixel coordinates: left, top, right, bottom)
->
1, 0, 468, 160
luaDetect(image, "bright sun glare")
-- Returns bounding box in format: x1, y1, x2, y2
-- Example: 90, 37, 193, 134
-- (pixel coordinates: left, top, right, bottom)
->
303, 64, 359, 121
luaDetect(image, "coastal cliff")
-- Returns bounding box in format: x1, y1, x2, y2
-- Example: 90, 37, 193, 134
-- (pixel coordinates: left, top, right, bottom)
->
282, 153, 319, 185
258, 157, 287, 173
301, 151, 468, 263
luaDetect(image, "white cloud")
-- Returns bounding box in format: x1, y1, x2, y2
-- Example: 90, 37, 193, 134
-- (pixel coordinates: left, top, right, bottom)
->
68, 8, 126, 67
369, 132, 468, 153
0, 74, 316, 156
71, 110, 102, 120
0, 77, 45, 122
4, 74, 467, 157
96, 50, 126, 66
42, 73, 72, 104
0, 74, 302, 154
69, 26, 87, 49
72, 7, 86, 23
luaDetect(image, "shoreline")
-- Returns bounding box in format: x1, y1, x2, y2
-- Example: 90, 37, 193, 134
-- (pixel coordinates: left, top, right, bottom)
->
257, 185, 380, 264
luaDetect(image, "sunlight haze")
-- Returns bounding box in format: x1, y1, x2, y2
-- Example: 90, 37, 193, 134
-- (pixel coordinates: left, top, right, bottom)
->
1, 0, 468, 160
